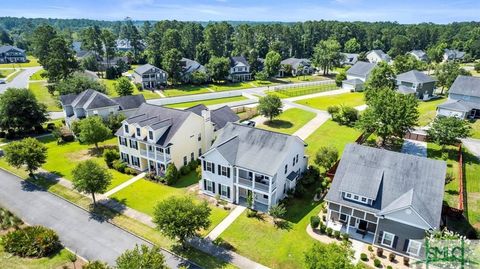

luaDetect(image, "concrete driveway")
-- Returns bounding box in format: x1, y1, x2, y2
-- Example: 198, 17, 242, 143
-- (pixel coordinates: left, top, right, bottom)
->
0, 169, 200, 268
0, 66, 42, 93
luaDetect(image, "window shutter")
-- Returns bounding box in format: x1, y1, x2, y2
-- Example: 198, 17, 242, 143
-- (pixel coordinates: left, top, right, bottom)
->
377, 231, 383, 244
203, 179, 206, 190
227, 187, 230, 198
218, 164, 221, 175
403, 239, 409, 252
392, 236, 398, 249
203, 161, 206, 171
212, 183, 215, 193
227, 167, 231, 178
218, 183, 221, 195
212, 164, 215, 174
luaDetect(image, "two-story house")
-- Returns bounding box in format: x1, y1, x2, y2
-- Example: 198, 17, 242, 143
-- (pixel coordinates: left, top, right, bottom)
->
59, 89, 146, 127
133, 64, 168, 89
395, 70, 437, 100
0, 45, 26, 63
443, 49, 466, 62
180, 58, 208, 83
228, 56, 251, 82
325, 143, 446, 258
342, 61, 376, 91
407, 50, 428, 62
199, 123, 307, 211
366, 50, 391, 64
437, 75, 480, 118
280, 58, 313, 77
116, 103, 239, 175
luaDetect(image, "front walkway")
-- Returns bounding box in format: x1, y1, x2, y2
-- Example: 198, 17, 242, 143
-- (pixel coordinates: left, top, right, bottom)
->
205, 205, 246, 241
293, 112, 330, 140
401, 139, 427, 157
104, 172, 146, 197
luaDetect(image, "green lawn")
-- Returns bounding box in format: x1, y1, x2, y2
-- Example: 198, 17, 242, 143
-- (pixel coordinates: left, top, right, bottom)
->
0, 69, 15, 78
417, 97, 446, 126
267, 83, 338, 99
102, 78, 160, 100
111, 173, 230, 235
29, 82, 61, 112
30, 68, 46, 80
257, 108, 316, 135
0, 245, 74, 269
6, 69, 24, 82
165, 96, 248, 109
40, 136, 131, 191
0, 56, 41, 68
277, 75, 329, 83
218, 189, 324, 268
295, 92, 365, 110
305, 120, 362, 162
163, 85, 213, 97
470, 120, 480, 139
164, 80, 276, 97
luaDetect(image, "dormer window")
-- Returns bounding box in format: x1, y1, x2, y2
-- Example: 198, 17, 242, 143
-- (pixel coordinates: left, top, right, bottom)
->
124, 124, 129, 133
136, 128, 141, 137
149, 131, 153, 140
343, 192, 371, 205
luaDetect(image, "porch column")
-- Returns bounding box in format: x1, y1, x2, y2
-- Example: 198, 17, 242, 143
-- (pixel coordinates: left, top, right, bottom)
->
163, 148, 167, 164
235, 167, 239, 204
154, 147, 157, 161
346, 215, 351, 234
326, 206, 332, 223
146, 145, 150, 159
267, 194, 272, 210
252, 171, 256, 189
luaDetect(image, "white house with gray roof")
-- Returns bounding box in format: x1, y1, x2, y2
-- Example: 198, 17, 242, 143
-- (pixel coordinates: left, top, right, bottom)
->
366, 50, 392, 64
325, 144, 446, 257
342, 61, 376, 91
133, 64, 168, 89
228, 56, 251, 82
180, 58, 208, 83
199, 123, 307, 211
407, 50, 428, 62
280, 57, 313, 77
59, 89, 146, 127
0, 45, 26, 63
437, 75, 480, 118
443, 49, 466, 62
116, 103, 239, 175
396, 70, 437, 100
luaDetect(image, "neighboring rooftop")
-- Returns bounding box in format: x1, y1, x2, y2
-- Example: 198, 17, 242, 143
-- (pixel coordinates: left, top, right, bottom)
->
368, 50, 391, 62
341, 53, 359, 65
409, 50, 427, 59
206, 123, 306, 176
444, 49, 466, 60
396, 70, 436, 84
134, 64, 163, 74
346, 61, 376, 77
0, 45, 25, 54
281, 57, 311, 69
449, 75, 480, 98
437, 99, 476, 112
186, 104, 240, 130
326, 143, 446, 229
230, 56, 249, 67
181, 58, 206, 74
60, 89, 145, 111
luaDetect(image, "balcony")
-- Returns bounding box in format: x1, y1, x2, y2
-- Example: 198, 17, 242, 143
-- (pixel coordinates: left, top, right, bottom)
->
238, 177, 253, 188
254, 182, 269, 192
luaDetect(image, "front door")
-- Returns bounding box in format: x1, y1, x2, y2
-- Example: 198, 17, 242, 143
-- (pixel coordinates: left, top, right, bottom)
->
357, 220, 368, 232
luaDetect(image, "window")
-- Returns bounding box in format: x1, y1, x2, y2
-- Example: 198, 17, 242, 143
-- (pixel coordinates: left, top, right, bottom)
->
346, 193, 352, 198
220, 166, 229, 177
339, 213, 347, 222
136, 128, 141, 137
354, 195, 359, 200
292, 157, 295, 166
284, 164, 288, 174
407, 240, 422, 256
149, 131, 153, 140
263, 194, 268, 199
124, 124, 129, 133
191, 152, 194, 162
165, 148, 170, 154
183, 156, 188, 166
129, 140, 138, 149
220, 185, 229, 198
205, 180, 214, 192
381, 232, 395, 247
198, 133, 201, 141
361, 197, 367, 202
296, 154, 299, 164
131, 156, 140, 167
205, 162, 214, 172
119, 137, 127, 146
121, 153, 129, 163
198, 148, 202, 157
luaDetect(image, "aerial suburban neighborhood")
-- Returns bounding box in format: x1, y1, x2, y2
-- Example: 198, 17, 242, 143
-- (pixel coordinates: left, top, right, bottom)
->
0, 1, 480, 269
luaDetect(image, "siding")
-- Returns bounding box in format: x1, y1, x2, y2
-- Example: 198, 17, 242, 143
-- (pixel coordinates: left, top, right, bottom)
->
375, 218, 426, 256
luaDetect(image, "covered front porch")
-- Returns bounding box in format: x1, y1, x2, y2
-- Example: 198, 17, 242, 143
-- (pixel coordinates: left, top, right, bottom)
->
237, 187, 270, 212
326, 220, 374, 244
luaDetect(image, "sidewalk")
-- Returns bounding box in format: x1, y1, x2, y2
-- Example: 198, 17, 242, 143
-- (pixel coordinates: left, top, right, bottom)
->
206, 205, 245, 241
293, 112, 330, 140
104, 172, 146, 197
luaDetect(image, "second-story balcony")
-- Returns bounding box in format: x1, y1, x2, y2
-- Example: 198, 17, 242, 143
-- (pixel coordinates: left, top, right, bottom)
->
238, 177, 253, 188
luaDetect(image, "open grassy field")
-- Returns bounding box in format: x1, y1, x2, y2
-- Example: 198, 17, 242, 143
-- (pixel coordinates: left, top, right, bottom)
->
257, 108, 316, 135
165, 96, 248, 108
417, 97, 446, 126
295, 92, 365, 110
0, 56, 41, 68
29, 82, 62, 112
276, 74, 329, 83
163, 85, 213, 97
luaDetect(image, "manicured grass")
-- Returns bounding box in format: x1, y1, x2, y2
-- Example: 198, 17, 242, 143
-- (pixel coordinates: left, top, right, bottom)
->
218, 190, 324, 268
295, 92, 365, 110
29, 81, 61, 112
0, 246, 74, 269
163, 85, 213, 97
0, 68, 15, 78
112, 172, 230, 235
470, 120, 480, 139
209, 81, 257, 92
6, 69, 24, 82
417, 97, 446, 126
0, 56, 41, 68
267, 83, 338, 99
165, 96, 248, 108
30, 69, 46, 80
257, 108, 316, 135
40, 136, 131, 191
277, 74, 329, 83
305, 120, 362, 162
102, 78, 160, 100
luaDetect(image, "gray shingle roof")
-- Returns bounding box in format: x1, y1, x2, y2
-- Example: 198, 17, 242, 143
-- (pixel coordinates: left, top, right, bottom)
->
368, 50, 391, 62
325, 143, 446, 229
134, 64, 164, 75
396, 70, 436, 84
448, 75, 480, 98
346, 61, 376, 77
206, 123, 306, 176
409, 50, 427, 59
112, 94, 146, 110
60, 90, 145, 111
281, 58, 311, 69
181, 58, 206, 74
397, 85, 417, 95
341, 53, 358, 65
230, 56, 249, 68
437, 99, 476, 112
444, 49, 466, 60
0, 45, 25, 54
186, 104, 239, 130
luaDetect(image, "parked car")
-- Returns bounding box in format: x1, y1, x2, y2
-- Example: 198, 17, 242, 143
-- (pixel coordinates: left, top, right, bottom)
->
241, 120, 256, 127
0, 78, 6, 84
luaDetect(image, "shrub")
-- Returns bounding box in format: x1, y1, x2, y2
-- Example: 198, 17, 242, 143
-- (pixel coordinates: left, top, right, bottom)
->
145, 172, 156, 180
179, 165, 190, 176
70, 120, 81, 137
360, 253, 368, 262
474, 62, 480, 72
403, 257, 410, 266
164, 164, 179, 185
326, 227, 333, 237
188, 160, 199, 171
388, 252, 396, 262
293, 183, 306, 198
373, 258, 381, 268
0, 208, 23, 230
2, 226, 60, 258
0, 131, 5, 138
342, 233, 349, 241
376, 247, 383, 257
319, 223, 326, 234
135, 83, 143, 91
124, 167, 137, 175
387, 266, 393, 269
368, 245, 374, 252
103, 149, 119, 168
112, 160, 127, 173
310, 215, 320, 229
246, 209, 257, 218
327, 105, 340, 115
334, 230, 341, 239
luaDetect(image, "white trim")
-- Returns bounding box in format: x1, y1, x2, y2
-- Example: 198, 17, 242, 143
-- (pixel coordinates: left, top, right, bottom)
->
381, 232, 395, 247
381, 206, 432, 230
407, 240, 422, 256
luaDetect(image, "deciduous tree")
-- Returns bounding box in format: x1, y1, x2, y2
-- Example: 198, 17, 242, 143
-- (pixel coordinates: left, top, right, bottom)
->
312, 39, 343, 75
427, 117, 471, 149
114, 77, 134, 96
54, 74, 107, 95
72, 160, 111, 205
264, 50, 282, 77
304, 243, 356, 269
258, 95, 283, 121
116, 245, 167, 269
314, 146, 338, 172
161, 48, 183, 85
0, 88, 47, 133
4, 137, 47, 176
206, 56, 230, 82
78, 116, 111, 150
435, 62, 471, 94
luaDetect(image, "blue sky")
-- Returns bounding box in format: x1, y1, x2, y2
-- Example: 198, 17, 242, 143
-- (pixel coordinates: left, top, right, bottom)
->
3, 0, 480, 24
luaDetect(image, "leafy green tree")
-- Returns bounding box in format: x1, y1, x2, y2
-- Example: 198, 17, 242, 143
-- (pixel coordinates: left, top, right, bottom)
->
364, 62, 396, 101
335, 69, 347, 86
31, 25, 58, 64
392, 54, 426, 74
164, 163, 179, 185
190, 71, 209, 85
388, 35, 411, 57
195, 42, 211, 65
204, 22, 233, 57
314, 146, 338, 171
264, 50, 282, 77
344, 38, 361, 53
427, 117, 471, 149
104, 113, 126, 134
153, 196, 211, 248
4, 138, 47, 176
427, 43, 447, 63
78, 116, 111, 150
114, 77, 134, 96
43, 37, 79, 82
0, 88, 47, 133
358, 88, 419, 145
116, 245, 167, 269
72, 160, 112, 205
435, 62, 471, 94
258, 95, 283, 121
54, 74, 107, 95
80, 26, 103, 57
83, 260, 111, 269
161, 48, 183, 85
255, 70, 269, 81
101, 29, 116, 68
161, 29, 182, 52
81, 55, 99, 72
312, 39, 343, 75
206, 56, 230, 82
304, 243, 356, 269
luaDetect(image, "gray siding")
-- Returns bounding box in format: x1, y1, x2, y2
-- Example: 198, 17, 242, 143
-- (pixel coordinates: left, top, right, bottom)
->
375, 218, 426, 255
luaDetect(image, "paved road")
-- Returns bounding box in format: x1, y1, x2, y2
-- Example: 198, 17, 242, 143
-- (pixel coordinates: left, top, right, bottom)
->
0, 66, 42, 93
0, 169, 200, 268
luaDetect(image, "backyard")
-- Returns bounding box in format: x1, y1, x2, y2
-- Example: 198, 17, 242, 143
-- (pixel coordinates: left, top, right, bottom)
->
295, 92, 365, 110
256, 108, 316, 135
163, 80, 274, 97
470, 120, 480, 139
276, 74, 329, 83
165, 96, 248, 109
417, 97, 446, 126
